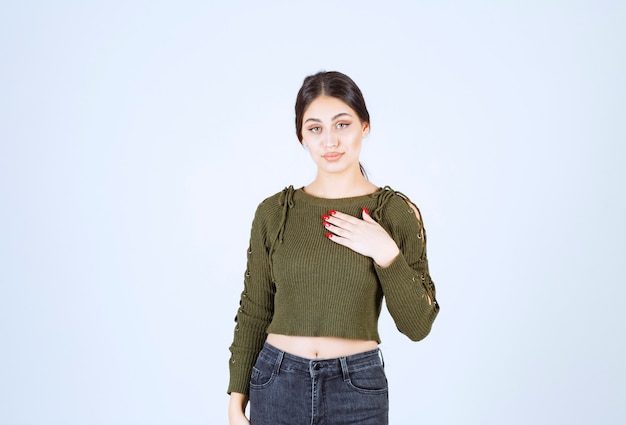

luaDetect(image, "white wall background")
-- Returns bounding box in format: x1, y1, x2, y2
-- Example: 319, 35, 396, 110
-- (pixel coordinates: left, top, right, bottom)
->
1, 1, 624, 424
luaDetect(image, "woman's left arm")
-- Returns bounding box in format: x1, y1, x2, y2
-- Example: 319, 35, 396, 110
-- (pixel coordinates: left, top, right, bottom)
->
323, 202, 439, 341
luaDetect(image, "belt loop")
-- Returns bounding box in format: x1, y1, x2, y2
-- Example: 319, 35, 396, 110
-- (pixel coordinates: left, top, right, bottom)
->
273, 349, 285, 376
378, 348, 385, 368
339, 356, 350, 382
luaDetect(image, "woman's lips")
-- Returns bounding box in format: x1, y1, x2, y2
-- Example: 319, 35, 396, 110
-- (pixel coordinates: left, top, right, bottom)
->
323, 152, 344, 161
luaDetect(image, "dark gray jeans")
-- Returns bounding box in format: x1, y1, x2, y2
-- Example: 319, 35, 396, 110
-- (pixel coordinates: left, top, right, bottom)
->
249, 342, 388, 425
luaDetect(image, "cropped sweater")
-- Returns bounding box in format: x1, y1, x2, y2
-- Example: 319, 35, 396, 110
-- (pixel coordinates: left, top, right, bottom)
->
227, 186, 439, 395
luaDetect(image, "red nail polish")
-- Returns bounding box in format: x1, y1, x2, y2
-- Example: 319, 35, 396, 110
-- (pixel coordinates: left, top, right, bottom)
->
329, 210, 336, 215
326, 232, 333, 238
324, 222, 331, 228
322, 215, 330, 220
362, 206, 369, 215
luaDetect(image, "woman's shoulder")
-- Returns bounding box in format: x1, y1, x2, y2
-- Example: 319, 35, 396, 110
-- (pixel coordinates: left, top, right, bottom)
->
252, 186, 296, 218
373, 186, 424, 227
373, 186, 418, 212
257, 185, 295, 207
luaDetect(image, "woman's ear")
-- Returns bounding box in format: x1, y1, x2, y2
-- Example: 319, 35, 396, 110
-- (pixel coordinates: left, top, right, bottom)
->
362, 122, 370, 138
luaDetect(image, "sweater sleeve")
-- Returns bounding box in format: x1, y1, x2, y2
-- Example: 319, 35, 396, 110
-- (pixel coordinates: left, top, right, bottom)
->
227, 200, 276, 395
375, 196, 440, 341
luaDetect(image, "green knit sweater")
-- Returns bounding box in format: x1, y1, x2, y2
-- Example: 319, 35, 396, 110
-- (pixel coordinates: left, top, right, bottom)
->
227, 186, 439, 395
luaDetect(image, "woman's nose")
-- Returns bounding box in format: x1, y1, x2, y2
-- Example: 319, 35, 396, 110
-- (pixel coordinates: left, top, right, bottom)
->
324, 132, 338, 148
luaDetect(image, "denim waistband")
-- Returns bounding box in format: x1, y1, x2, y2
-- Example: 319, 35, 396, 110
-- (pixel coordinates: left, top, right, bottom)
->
257, 341, 384, 376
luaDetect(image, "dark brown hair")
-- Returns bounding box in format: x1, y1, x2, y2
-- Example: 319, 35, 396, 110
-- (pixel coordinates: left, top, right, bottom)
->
295, 71, 370, 143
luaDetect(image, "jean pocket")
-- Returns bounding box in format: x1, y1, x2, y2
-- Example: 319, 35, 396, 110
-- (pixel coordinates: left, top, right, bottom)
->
249, 358, 276, 389
345, 364, 388, 394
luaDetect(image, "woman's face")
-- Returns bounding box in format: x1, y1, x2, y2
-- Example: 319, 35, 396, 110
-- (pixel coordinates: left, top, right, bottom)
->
300, 95, 370, 176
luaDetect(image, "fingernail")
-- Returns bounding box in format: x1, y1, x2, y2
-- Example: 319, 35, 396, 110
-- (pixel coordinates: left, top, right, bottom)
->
329, 210, 336, 215
324, 222, 331, 228
322, 215, 330, 220
326, 232, 333, 238
362, 206, 369, 215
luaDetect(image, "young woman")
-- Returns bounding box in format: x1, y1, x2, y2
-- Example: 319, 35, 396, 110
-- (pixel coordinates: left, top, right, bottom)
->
227, 71, 439, 425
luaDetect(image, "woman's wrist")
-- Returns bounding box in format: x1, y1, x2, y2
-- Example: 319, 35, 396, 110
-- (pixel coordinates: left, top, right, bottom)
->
229, 392, 248, 412
373, 245, 400, 268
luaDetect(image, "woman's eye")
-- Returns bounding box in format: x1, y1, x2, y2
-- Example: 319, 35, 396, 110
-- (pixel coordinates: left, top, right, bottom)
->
336, 122, 350, 129
309, 126, 321, 133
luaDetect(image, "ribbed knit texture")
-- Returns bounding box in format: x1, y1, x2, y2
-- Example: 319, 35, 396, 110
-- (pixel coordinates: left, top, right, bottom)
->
227, 186, 439, 395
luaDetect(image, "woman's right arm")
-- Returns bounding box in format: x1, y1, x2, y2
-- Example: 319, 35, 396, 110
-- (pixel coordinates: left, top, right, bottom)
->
228, 198, 276, 393
228, 392, 250, 425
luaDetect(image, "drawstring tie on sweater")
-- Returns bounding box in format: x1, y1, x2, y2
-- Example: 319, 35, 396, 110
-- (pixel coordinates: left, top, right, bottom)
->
268, 185, 295, 282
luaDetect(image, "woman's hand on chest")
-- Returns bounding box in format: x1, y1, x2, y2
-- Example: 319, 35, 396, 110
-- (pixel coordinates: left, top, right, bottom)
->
322, 207, 400, 268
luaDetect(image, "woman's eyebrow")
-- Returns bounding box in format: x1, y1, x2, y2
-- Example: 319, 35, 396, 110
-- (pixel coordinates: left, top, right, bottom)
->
332, 112, 352, 120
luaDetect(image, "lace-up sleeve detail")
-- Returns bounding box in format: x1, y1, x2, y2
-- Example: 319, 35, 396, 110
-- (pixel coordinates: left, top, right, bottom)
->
374, 188, 439, 341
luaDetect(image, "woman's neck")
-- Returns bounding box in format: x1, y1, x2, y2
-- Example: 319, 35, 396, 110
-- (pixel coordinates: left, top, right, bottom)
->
304, 172, 378, 199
